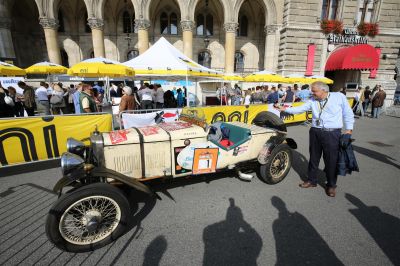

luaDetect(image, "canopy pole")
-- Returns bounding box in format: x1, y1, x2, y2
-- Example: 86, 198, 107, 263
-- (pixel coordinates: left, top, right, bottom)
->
220, 81, 223, 106
186, 74, 189, 107
195, 78, 198, 107
105, 76, 110, 103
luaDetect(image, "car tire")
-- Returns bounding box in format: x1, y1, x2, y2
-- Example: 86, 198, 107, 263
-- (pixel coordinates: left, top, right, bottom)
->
46, 183, 130, 252
252, 111, 287, 132
257, 144, 292, 184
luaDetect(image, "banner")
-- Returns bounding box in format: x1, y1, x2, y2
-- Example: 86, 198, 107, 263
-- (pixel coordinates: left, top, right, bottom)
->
0, 114, 112, 166
0, 77, 24, 94
189, 103, 309, 125
121, 109, 182, 128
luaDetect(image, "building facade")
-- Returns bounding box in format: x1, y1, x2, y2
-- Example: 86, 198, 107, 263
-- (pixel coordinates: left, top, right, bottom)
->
0, 0, 399, 101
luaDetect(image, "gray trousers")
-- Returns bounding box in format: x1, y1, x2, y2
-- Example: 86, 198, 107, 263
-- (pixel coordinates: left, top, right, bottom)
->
39, 100, 51, 115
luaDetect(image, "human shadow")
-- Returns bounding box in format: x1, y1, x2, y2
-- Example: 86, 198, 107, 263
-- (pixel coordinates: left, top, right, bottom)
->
291, 150, 327, 188
345, 193, 400, 266
202, 198, 262, 266
143, 235, 168, 266
352, 145, 400, 170
271, 196, 343, 266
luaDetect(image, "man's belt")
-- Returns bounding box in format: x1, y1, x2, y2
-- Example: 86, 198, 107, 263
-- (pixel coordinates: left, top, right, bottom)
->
312, 127, 341, 132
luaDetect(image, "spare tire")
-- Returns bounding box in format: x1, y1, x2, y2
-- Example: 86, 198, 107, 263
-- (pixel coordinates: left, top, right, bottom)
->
252, 111, 287, 132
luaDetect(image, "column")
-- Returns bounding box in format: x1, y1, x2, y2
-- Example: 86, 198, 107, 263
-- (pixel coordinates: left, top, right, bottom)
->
88, 18, 105, 58
180, 20, 195, 59
224, 22, 238, 74
264, 25, 278, 71
39, 18, 62, 65
135, 19, 150, 55
0, 17, 16, 62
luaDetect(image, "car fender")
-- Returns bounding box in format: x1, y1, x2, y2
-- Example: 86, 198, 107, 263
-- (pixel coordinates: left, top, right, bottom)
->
257, 136, 297, 164
53, 167, 155, 197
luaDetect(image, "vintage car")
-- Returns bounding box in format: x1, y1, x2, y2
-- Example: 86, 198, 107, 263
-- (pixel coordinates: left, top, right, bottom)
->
45, 110, 297, 252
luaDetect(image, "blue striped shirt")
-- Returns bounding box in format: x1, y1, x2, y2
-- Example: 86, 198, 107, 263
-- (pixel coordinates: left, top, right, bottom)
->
284, 92, 354, 130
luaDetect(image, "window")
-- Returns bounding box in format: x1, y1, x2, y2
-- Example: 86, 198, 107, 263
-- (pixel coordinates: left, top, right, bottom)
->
123, 11, 131, 33
234, 52, 244, 72
60, 50, 69, 67
90, 51, 95, 58
321, 0, 340, 20
357, 0, 375, 23
58, 10, 65, 32
237, 15, 248, 36
196, 13, 213, 36
84, 12, 91, 33
160, 12, 168, 34
198, 51, 211, 68
170, 13, 178, 35
127, 50, 139, 60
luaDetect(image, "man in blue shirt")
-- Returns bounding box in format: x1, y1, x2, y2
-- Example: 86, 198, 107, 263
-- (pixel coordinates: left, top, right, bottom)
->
267, 86, 279, 104
277, 81, 354, 197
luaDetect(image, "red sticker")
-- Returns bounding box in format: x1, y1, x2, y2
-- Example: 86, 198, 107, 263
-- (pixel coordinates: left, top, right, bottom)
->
109, 130, 128, 144
159, 121, 192, 131
140, 126, 160, 136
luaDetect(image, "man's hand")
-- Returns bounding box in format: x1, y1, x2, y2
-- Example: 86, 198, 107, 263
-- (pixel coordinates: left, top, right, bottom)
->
344, 130, 353, 135
274, 104, 286, 112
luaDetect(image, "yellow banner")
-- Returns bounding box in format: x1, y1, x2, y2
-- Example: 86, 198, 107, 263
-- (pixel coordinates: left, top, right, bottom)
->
188, 103, 309, 125
0, 114, 112, 167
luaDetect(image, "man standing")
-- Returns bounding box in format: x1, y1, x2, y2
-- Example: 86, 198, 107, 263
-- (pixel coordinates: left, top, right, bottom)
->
138, 83, 154, 109
371, 85, 386, 118
216, 83, 228, 105
35, 81, 51, 115
153, 84, 164, 109
79, 84, 97, 113
18, 81, 35, 116
267, 86, 279, 104
73, 83, 83, 114
277, 81, 354, 197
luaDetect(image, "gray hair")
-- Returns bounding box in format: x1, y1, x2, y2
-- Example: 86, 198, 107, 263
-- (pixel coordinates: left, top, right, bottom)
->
122, 86, 132, 95
311, 81, 329, 92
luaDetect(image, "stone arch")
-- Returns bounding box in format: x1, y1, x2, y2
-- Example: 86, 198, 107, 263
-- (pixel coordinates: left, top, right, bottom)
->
240, 42, 260, 70
234, 0, 277, 25
61, 38, 82, 65
190, 0, 224, 23
104, 38, 119, 61
149, 0, 181, 35
207, 40, 224, 69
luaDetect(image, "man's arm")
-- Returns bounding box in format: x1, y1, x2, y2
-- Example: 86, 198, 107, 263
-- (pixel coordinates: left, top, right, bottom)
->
341, 94, 354, 134
277, 100, 312, 114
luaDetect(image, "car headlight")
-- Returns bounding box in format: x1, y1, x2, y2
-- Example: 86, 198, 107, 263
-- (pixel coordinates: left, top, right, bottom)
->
61, 152, 85, 176
67, 138, 86, 157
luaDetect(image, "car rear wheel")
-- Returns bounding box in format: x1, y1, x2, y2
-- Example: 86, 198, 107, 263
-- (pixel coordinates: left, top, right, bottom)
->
46, 183, 129, 252
257, 144, 292, 184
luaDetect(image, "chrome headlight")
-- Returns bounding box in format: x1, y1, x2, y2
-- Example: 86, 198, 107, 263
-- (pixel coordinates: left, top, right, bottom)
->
61, 152, 85, 176
67, 138, 86, 157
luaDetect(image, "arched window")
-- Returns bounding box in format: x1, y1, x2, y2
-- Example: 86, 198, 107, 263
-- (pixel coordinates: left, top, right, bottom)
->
196, 14, 204, 35
198, 51, 211, 68
84, 12, 91, 33
196, 13, 213, 36
238, 15, 248, 36
170, 13, 178, 35
58, 10, 65, 32
160, 12, 168, 34
123, 11, 131, 33
90, 51, 95, 58
60, 50, 69, 67
206, 14, 213, 36
234, 52, 244, 72
357, 0, 375, 23
127, 50, 139, 60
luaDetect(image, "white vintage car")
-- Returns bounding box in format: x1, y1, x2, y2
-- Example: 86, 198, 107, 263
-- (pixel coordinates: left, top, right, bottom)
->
46, 110, 297, 252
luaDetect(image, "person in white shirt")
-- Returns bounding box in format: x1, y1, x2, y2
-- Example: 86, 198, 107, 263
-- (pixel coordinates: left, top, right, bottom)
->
138, 83, 153, 109
153, 84, 164, 108
243, 89, 252, 105
35, 81, 51, 115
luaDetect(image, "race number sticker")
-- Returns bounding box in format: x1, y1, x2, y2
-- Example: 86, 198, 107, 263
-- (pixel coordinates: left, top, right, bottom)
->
109, 130, 128, 144
139, 126, 160, 136
192, 148, 219, 175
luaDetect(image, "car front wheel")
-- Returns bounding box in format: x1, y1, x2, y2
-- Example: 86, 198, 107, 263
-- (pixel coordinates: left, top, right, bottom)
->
257, 144, 292, 184
46, 183, 130, 252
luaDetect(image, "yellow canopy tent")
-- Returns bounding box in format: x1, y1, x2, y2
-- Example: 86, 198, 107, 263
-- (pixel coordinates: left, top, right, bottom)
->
68, 57, 134, 78
244, 70, 286, 83
25, 61, 68, 74
0, 61, 26, 76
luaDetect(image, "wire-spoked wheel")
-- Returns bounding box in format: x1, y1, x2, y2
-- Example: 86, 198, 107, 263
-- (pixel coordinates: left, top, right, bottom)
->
46, 183, 130, 252
257, 144, 292, 184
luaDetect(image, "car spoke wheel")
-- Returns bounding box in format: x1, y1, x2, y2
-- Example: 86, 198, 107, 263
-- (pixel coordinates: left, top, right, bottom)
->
59, 196, 121, 245
257, 144, 292, 184
46, 183, 130, 252
269, 150, 290, 180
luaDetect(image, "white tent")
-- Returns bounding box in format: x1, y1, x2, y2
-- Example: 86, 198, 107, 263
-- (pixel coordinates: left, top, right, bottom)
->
123, 37, 221, 79
123, 37, 222, 106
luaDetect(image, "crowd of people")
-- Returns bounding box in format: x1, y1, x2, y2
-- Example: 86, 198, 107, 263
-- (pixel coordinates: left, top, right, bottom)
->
216, 83, 312, 105
349, 84, 387, 119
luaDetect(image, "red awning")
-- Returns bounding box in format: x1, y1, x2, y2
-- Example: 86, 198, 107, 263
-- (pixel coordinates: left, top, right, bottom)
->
325, 44, 379, 71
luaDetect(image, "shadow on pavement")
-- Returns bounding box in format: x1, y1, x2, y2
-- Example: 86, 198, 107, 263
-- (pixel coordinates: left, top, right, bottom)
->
142, 235, 168, 266
0, 159, 59, 177
345, 193, 400, 266
352, 145, 400, 170
291, 150, 327, 188
271, 196, 344, 266
202, 198, 262, 266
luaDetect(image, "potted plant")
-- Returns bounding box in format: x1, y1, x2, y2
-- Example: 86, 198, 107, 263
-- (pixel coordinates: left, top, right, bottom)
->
368, 23, 379, 37
320, 20, 343, 34
357, 22, 379, 37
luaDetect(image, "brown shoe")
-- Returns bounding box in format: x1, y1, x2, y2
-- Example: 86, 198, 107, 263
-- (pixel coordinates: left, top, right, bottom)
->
325, 187, 336, 197
299, 181, 317, 188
